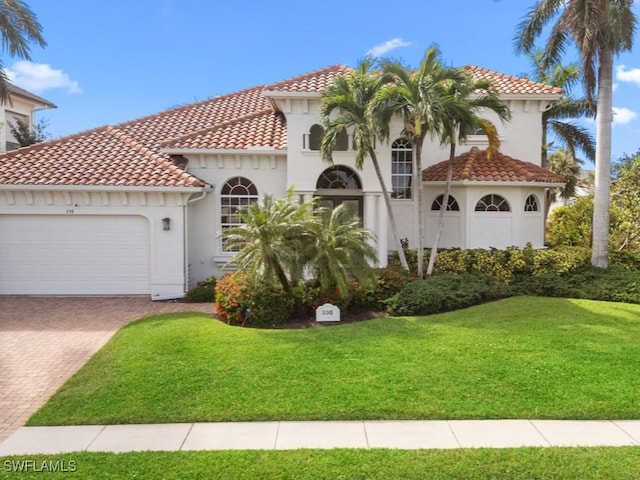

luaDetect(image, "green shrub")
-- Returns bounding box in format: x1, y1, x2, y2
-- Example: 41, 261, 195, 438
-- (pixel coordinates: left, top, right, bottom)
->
184, 276, 217, 303
610, 250, 640, 270
511, 266, 640, 304
532, 246, 591, 275
391, 245, 591, 283
215, 273, 293, 327
351, 267, 414, 311
385, 273, 503, 316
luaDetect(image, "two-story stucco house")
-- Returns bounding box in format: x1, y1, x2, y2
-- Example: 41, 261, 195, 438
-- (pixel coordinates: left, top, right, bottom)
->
0, 65, 564, 299
0, 84, 56, 151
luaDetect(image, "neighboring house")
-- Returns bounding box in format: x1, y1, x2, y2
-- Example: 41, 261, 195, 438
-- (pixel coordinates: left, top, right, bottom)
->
0, 65, 564, 299
0, 84, 56, 151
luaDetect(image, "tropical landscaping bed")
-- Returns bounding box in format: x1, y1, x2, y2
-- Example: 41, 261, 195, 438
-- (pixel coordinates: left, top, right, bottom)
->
3, 448, 640, 480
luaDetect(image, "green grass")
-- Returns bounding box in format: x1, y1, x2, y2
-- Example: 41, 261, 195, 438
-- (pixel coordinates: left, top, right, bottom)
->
28, 296, 640, 425
3, 448, 640, 479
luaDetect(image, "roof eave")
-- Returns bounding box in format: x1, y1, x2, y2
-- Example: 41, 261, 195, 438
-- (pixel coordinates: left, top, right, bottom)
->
0, 184, 212, 192
423, 180, 565, 187
161, 147, 287, 156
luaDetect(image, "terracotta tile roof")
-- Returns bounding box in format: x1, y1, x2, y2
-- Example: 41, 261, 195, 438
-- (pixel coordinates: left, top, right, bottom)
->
163, 110, 287, 150
0, 64, 562, 188
0, 126, 205, 187
422, 147, 565, 183
464, 66, 563, 96
116, 85, 272, 149
264, 65, 353, 93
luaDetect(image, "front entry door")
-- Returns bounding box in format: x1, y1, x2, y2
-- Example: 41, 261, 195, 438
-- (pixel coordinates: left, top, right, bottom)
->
317, 195, 363, 220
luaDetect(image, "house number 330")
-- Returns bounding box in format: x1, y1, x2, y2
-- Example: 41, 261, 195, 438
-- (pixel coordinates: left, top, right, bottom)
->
65, 209, 75, 214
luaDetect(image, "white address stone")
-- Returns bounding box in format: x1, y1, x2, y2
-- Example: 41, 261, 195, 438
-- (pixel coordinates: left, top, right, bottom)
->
316, 303, 340, 322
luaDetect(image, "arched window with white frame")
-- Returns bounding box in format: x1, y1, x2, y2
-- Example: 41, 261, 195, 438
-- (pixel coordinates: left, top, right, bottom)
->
475, 194, 510, 212
220, 177, 258, 251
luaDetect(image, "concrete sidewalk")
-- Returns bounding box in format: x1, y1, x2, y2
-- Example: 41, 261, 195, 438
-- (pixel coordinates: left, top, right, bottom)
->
1, 420, 639, 455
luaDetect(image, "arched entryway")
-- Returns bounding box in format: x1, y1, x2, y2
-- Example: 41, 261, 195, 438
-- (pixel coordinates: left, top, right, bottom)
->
315, 165, 363, 218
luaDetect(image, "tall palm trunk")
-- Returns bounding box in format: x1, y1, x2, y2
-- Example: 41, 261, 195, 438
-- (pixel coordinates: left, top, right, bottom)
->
415, 140, 425, 278
426, 142, 456, 276
368, 146, 410, 272
591, 49, 613, 268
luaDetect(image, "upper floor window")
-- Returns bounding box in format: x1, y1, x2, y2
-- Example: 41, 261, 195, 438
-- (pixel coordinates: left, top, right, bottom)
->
524, 194, 539, 212
308, 124, 324, 150
220, 177, 258, 251
472, 127, 486, 136
391, 138, 412, 199
431, 194, 460, 211
307, 124, 347, 151
475, 194, 510, 212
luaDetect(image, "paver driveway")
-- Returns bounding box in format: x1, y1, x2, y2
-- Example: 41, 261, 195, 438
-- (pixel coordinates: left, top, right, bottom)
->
0, 296, 214, 442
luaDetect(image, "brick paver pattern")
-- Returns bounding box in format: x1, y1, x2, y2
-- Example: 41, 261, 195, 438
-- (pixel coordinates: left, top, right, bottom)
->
0, 297, 213, 442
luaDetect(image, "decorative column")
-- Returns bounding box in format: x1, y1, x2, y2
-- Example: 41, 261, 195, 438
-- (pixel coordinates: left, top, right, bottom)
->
376, 193, 388, 267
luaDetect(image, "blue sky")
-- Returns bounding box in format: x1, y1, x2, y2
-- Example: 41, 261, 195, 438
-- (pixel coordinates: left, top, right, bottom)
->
8, 0, 640, 164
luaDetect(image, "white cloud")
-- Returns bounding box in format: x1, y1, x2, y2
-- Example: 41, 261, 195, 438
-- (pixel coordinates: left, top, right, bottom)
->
612, 83, 619, 92
5, 61, 81, 94
612, 106, 637, 125
616, 65, 640, 86
367, 38, 411, 57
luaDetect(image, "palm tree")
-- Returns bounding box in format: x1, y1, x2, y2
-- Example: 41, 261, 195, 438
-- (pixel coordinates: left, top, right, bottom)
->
220, 188, 316, 294
379, 46, 467, 278
425, 73, 510, 276
515, 0, 637, 267
526, 49, 596, 169
304, 204, 378, 298
546, 147, 583, 208
320, 57, 410, 272
0, 0, 46, 102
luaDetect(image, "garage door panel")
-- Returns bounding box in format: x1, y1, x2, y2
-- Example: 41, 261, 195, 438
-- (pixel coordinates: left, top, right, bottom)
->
0, 215, 150, 295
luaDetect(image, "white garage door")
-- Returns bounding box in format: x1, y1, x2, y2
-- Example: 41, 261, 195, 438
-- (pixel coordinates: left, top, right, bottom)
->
0, 215, 150, 295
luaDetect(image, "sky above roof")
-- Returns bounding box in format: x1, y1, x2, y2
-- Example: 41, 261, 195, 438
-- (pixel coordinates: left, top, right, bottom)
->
8, 0, 640, 166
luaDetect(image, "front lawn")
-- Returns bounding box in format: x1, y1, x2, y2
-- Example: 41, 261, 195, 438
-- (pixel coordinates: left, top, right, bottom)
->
28, 296, 640, 425
3, 448, 640, 480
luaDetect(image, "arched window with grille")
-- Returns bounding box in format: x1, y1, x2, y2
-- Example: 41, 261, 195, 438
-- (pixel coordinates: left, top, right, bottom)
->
475, 194, 510, 212
220, 177, 258, 251
391, 138, 412, 199
431, 194, 460, 211
524, 194, 539, 212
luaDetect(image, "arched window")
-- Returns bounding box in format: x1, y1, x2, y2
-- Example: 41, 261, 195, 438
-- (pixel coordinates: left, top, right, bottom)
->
524, 194, 539, 212
308, 124, 324, 150
316, 166, 362, 189
431, 194, 460, 211
475, 194, 510, 212
391, 138, 412, 199
334, 128, 349, 151
473, 127, 487, 135
220, 177, 258, 251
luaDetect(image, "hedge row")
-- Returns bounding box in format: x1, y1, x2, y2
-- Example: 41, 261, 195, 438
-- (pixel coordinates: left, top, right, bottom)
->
390, 245, 594, 283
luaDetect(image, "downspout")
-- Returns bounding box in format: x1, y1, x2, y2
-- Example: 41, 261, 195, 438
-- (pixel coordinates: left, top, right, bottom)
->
183, 188, 212, 294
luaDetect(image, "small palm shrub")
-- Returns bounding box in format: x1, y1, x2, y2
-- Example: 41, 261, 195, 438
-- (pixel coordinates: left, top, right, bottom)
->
215, 273, 293, 327
385, 273, 503, 316
183, 276, 217, 303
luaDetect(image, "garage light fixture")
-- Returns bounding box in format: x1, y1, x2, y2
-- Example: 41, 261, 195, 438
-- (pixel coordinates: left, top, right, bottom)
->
162, 217, 171, 231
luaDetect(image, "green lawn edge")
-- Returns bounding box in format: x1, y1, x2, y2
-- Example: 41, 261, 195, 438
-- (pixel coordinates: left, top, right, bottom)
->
3, 448, 640, 480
